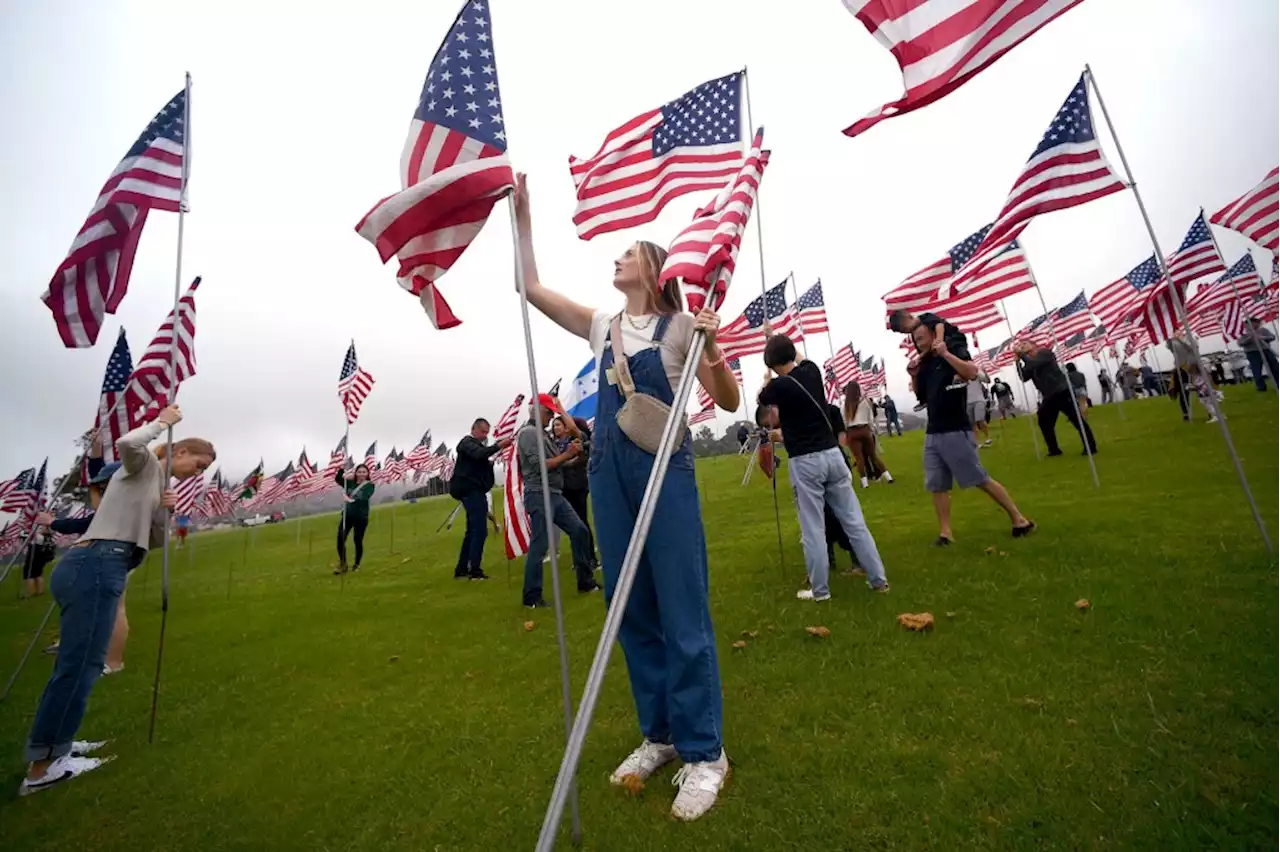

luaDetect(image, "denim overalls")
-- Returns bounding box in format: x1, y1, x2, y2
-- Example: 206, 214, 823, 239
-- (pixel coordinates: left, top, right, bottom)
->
588, 315, 723, 763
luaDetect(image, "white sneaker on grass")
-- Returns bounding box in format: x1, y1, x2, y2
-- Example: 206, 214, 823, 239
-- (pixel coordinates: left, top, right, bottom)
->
19, 754, 112, 796
670, 750, 730, 821
70, 740, 107, 757
880, 470, 895, 483
796, 589, 830, 602
859, 477, 869, 488
609, 739, 677, 788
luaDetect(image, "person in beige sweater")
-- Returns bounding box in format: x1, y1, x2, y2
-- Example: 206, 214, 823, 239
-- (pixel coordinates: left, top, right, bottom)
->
20, 406, 214, 797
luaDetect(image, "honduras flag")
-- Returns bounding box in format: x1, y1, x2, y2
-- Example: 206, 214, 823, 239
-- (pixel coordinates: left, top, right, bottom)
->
560, 357, 598, 422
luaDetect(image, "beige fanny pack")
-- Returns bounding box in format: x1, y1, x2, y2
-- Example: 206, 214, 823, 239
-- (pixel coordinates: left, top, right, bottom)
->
610, 315, 688, 456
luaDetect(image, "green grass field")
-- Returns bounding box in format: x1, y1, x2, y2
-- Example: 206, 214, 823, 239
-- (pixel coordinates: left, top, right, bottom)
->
1, 390, 1276, 850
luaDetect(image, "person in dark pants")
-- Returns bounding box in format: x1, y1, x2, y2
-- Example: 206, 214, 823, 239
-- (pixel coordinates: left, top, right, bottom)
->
882, 396, 903, 435
1237, 318, 1279, 391
450, 418, 511, 580
334, 465, 374, 574
517, 395, 600, 607
553, 415, 597, 569
1015, 341, 1097, 456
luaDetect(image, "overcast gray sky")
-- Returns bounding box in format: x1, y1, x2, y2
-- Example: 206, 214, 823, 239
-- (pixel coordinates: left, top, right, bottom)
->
1, 0, 1276, 502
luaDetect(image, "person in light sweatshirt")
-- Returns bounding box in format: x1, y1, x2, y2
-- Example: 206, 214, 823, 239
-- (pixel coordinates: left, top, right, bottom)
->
20, 407, 214, 797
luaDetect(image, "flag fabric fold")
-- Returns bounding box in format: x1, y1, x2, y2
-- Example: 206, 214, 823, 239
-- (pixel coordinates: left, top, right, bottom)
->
121, 276, 200, 421
338, 343, 375, 425
660, 129, 769, 313
841, 0, 1086, 138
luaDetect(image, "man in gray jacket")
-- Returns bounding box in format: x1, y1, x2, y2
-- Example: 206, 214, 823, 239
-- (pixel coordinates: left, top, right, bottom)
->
516, 394, 600, 608
1237, 317, 1278, 391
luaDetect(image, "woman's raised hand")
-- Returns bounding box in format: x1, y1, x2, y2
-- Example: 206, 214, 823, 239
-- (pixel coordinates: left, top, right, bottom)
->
157, 405, 183, 427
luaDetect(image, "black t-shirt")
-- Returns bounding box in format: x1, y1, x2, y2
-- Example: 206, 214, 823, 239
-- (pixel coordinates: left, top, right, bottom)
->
918, 312, 971, 360
757, 361, 838, 457
992, 380, 1012, 399
918, 354, 971, 434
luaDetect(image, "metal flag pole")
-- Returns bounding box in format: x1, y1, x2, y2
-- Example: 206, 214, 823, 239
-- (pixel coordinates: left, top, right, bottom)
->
743, 67, 769, 306
768, 438, 786, 580
999, 301, 1043, 459
148, 71, 192, 743
535, 267, 721, 852
1023, 262, 1099, 488
785, 271, 805, 357
1087, 64, 1272, 554
508, 195, 581, 846
1203, 215, 1280, 391
0, 600, 57, 702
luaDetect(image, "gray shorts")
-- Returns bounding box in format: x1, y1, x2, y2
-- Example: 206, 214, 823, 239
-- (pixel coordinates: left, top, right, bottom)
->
967, 401, 987, 424
923, 431, 989, 492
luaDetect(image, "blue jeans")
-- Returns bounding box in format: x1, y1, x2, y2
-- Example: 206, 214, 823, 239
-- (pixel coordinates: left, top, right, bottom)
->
1246, 349, 1278, 391
454, 491, 489, 577
26, 540, 132, 762
523, 491, 596, 605
789, 448, 888, 597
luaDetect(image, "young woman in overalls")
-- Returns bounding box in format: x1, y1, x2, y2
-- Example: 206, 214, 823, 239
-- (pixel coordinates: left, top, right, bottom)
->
513, 174, 740, 822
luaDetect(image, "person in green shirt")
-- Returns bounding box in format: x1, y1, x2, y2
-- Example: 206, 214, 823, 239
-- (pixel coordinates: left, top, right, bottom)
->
334, 464, 374, 574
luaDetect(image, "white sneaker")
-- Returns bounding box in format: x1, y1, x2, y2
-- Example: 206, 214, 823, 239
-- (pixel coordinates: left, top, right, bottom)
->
671, 750, 730, 821
1206, 415, 1219, 424
609, 739, 677, 787
70, 740, 107, 757
796, 588, 831, 602
102, 664, 124, 676
880, 470, 894, 483
19, 754, 112, 796
860, 477, 869, 488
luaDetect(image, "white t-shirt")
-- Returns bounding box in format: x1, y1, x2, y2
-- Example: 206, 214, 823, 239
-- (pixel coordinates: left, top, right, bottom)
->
965, 372, 989, 404
847, 398, 873, 427
588, 309, 695, 395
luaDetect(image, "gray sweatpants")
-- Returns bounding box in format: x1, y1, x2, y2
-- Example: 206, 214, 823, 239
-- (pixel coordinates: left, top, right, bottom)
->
788, 447, 888, 597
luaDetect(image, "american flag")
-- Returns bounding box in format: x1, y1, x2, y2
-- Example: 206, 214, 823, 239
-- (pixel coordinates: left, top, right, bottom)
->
689, 404, 717, 425
205, 471, 232, 517
119, 277, 199, 421
338, 343, 376, 425
660, 129, 769, 312
861, 355, 887, 394
1187, 253, 1264, 318
824, 344, 864, 391
88, 329, 134, 472
1056, 331, 1088, 360
0, 469, 29, 504
883, 225, 1032, 328
1209, 167, 1277, 252
251, 463, 294, 508
362, 442, 379, 470
1138, 213, 1228, 345
1220, 300, 1249, 340
953, 74, 1126, 287
1016, 312, 1055, 347
1082, 324, 1109, 357
696, 358, 741, 411
1046, 291, 1094, 340
354, 0, 514, 330
42, 89, 187, 348
502, 449, 530, 559
406, 430, 434, 469
796, 282, 829, 336
569, 71, 744, 240
440, 456, 456, 481
718, 281, 804, 359
1165, 212, 1226, 292
0, 523, 25, 556
173, 472, 205, 516
492, 394, 525, 451
841, 0, 1085, 138
280, 450, 316, 500
1091, 256, 1163, 329
0, 463, 43, 514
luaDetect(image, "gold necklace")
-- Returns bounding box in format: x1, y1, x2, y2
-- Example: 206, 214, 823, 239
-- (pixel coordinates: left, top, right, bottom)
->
624, 312, 654, 331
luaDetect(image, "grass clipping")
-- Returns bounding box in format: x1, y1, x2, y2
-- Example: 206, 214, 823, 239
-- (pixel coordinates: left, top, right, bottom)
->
897, 612, 935, 632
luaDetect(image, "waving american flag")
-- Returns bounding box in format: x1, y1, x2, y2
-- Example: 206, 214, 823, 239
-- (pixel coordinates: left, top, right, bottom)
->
338, 343, 375, 425
90, 329, 135, 467
718, 281, 803, 359
354, 0, 514, 330
120, 276, 200, 421
953, 74, 1126, 288
841, 0, 1086, 138
570, 71, 745, 240
1209, 167, 1277, 252
42, 89, 188, 348
1091, 256, 1162, 329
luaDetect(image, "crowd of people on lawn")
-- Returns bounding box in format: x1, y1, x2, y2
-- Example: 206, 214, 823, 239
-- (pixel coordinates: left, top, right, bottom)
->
13, 171, 1278, 824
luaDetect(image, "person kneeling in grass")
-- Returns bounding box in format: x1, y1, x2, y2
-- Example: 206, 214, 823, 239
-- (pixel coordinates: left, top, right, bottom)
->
911, 325, 1035, 546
